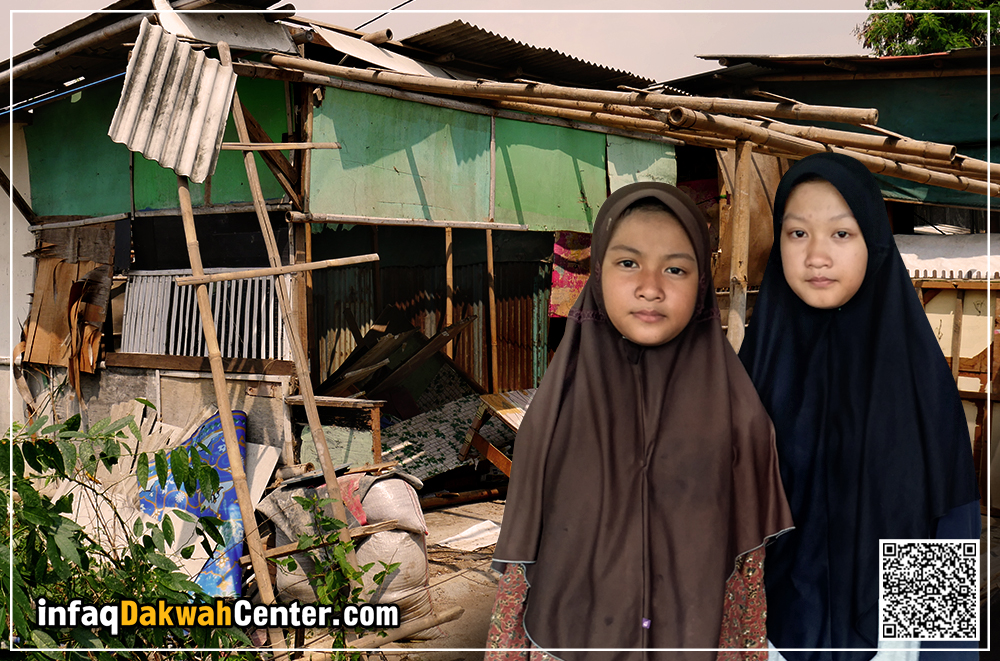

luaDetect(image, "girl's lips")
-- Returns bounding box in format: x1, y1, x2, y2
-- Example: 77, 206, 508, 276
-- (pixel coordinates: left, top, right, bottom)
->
632, 310, 665, 323
807, 277, 835, 287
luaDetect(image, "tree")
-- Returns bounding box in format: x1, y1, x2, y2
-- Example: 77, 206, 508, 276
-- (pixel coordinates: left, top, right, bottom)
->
855, 1, 1000, 56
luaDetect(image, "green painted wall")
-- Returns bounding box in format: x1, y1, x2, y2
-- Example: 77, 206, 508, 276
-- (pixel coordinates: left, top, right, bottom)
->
607, 135, 676, 191
133, 77, 287, 210
494, 117, 607, 232
310, 87, 491, 222
24, 80, 132, 217
767, 75, 995, 208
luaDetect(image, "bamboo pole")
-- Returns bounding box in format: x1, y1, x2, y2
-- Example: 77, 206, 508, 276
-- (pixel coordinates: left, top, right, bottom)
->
287, 211, 527, 231
445, 227, 454, 359
488, 115, 500, 394
174, 254, 380, 286
219, 141, 342, 150
846, 147, 1000, 181
666, 107, 999, 197
727, 141, 753, 351
261, 53, 879, 125
176, 176, 287, 654
220, 43, 361, 583
235, 61, 683, 147
752, 118, 956, 161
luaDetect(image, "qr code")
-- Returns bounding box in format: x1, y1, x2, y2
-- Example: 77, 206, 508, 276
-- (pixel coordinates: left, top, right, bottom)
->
879, 540, 979, 641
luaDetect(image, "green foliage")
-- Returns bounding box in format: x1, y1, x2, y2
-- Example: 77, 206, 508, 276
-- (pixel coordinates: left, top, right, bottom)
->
856, 1, 1000, 55
276, 494, 401, 649
2, 409, 252, 658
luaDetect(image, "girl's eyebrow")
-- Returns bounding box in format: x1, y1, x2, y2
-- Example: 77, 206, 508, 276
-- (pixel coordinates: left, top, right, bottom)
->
783, 211, 856, 222
607, 244, 696, 261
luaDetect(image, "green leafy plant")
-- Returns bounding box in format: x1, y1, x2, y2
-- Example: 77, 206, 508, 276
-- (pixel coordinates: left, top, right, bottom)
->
3, 410, 253, 658
276, 493, 401, 649
856, 1, 1000, 55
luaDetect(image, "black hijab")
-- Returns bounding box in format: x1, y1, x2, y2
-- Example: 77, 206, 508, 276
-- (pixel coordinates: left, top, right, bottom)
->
494, 182, 792, 661
738, 153, 979, 661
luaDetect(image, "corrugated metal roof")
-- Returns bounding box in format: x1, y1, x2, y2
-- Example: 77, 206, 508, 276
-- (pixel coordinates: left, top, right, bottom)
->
400, 20, 653, 91
108, 18, 237, 184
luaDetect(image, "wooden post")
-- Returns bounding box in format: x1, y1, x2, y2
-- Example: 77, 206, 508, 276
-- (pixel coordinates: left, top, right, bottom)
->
952, 289, 965, 381
220, 44, 361, 584
445, 227, 454, 358
488, 115, 500, 393
177, 176, 287, 653
300, 83, 319, 388
727, 141, 753, 351
373, 226, 382, 313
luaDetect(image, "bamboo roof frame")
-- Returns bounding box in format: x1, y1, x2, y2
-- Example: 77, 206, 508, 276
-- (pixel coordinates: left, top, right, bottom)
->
252, 53, 996, 199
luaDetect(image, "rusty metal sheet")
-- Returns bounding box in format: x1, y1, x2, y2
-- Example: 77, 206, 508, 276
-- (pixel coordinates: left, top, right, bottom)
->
108, 18, 237, 184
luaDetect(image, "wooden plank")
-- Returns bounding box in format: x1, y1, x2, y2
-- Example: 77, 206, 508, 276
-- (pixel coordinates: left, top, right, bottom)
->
324, 359, 389, 396
344, 460, 398, 475
222, 43, 362, 594
468, 430, 512, 476
177, 175, 285, 653
486, 229, 499, 393
458, 400, 490, 461
288, 211, 528, 232
726, 140, 753, 351
370, 406, 382, 464
913, 279, 1000, 291
367, 317, 476, 396
285, 395, 387, 409
105, 353, 296, 374
951, 289, 965, 382
220, 141, 341, 151
445, 227, 454, 359
240, 103, 299, 186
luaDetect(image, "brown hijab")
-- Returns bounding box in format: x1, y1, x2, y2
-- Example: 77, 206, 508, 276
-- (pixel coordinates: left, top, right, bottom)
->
493, 182, 793, 661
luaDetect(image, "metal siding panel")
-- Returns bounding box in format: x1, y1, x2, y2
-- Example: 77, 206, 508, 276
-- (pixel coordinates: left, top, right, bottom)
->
310, 88, 491, 222
607, 134, 677, 191
494, 118, 608, 232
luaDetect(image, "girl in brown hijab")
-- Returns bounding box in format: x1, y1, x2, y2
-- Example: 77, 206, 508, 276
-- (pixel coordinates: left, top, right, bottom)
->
487, 182, 793, 661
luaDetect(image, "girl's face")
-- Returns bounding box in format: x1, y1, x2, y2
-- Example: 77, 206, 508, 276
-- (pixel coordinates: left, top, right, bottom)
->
780, 179, 868, 309
601, 209, 699, 346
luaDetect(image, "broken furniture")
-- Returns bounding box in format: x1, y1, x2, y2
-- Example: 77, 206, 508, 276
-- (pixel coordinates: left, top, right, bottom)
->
285, 394, 386, 465
457, 388, 536, 476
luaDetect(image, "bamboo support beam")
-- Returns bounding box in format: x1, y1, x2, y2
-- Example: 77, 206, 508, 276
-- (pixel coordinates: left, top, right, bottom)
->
221, 43, 362, 588
220, 141, 342, 150
445, 227, 454, 359
727, 141, 753, 351
846, 147, 1000, 181
176, 176, 287, 654
261, 53, 879, 125
174, 254, 380, 286
287, 211, 528, 231
666, 107, 999, 197
753, 118, 956, 161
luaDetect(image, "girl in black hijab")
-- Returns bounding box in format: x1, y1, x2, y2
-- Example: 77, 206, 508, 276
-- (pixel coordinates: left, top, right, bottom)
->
488, 182, 793, 661
739, 153, 980, 661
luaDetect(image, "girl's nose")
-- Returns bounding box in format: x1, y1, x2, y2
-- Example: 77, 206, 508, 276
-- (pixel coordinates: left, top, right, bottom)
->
805, 239, 832, 267
636, 271, 665, 300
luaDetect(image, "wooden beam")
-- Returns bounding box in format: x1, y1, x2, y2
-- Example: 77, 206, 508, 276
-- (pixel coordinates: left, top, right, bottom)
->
0, 166, 37, 224
222, 43, 362, 592
104, 352, 295, 374
726, 141, 753, 351
285, 395, 387, 409
220, 141, 341, 150
287, 211, 528, 231
952, 289, 965, 382
174, 254, 380, 286
445, 227, 454, 359
235, 104, 302, 209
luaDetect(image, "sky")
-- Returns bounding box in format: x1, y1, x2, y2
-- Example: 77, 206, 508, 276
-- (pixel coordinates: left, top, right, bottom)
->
3, 0, 873, 82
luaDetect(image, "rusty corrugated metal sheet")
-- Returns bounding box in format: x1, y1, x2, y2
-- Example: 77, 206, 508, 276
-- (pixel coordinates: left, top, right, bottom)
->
314, 265, 377, 381
108, 18, 236, 184
400, 20, 653, 90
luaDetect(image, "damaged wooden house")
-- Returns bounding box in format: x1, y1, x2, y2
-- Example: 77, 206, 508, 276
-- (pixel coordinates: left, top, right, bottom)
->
3, 0, 997, 653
